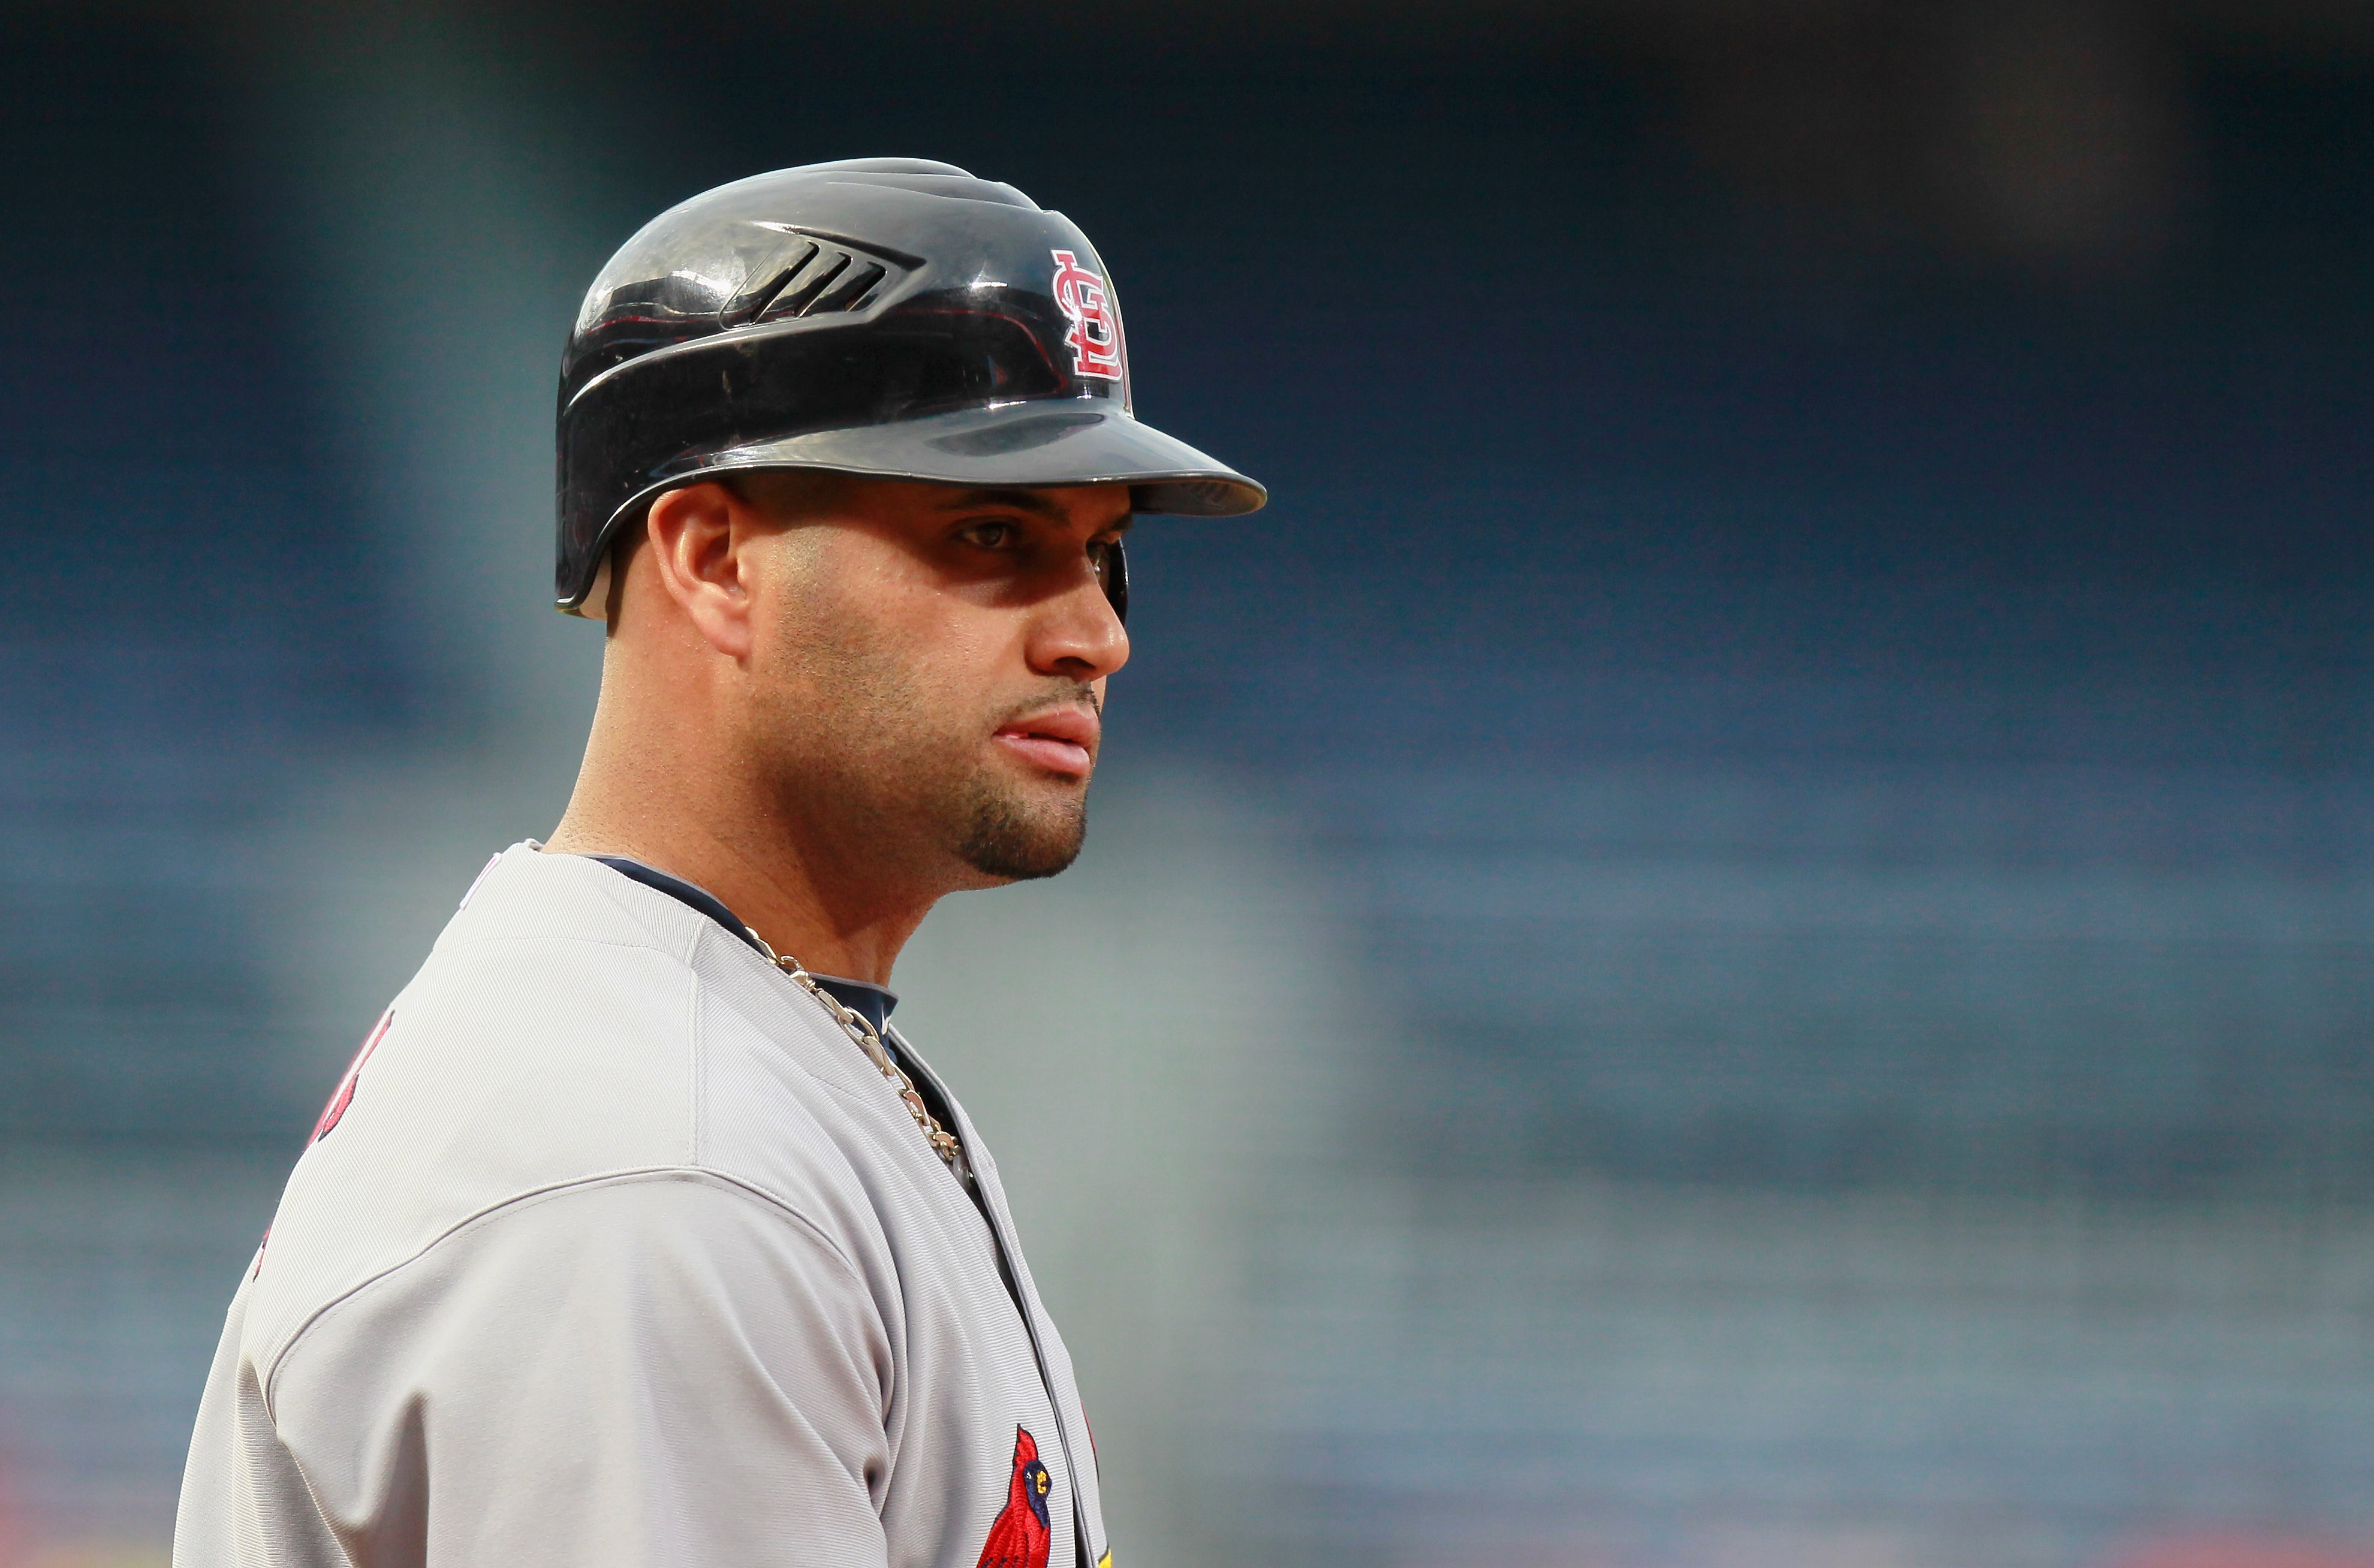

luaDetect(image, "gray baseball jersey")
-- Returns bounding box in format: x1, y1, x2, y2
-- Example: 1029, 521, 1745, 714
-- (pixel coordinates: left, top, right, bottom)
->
173, 843, 1111, 1568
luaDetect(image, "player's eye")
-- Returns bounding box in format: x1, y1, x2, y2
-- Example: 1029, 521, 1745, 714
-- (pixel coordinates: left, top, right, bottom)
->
956, 520, 1020, 550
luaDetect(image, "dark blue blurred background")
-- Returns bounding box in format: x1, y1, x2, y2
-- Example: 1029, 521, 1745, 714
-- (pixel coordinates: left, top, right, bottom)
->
3, 5, 2369, 1566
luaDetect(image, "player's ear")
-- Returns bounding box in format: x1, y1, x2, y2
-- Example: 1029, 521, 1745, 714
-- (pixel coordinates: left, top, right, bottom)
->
642, 481, 758, 659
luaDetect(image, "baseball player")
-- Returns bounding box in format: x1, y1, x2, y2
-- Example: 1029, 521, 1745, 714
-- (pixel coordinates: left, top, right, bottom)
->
173, 158, 1263, 1568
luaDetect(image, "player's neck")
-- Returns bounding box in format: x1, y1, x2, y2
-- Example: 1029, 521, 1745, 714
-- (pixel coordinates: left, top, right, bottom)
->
545, 809, 936, 987
543, 685, 936, 985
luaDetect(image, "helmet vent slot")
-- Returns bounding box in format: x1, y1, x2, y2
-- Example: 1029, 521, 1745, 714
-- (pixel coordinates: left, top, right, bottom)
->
811, 263, 887, 315
722, 243, 818, 327
765, 252, 851, 319
722, 233, 911, 331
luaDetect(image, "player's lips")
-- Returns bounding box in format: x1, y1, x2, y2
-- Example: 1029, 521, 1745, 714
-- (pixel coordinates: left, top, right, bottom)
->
992, 704, 1099, 779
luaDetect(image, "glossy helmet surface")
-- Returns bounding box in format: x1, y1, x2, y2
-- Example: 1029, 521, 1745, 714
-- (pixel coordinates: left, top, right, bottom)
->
555, 157, 1266, 613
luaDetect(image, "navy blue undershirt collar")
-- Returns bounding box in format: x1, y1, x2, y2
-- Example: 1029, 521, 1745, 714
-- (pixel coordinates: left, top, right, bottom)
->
585, 854, 899, 1036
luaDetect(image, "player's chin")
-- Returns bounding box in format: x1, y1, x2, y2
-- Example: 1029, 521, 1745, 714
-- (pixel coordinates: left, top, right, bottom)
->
953, 775, 1090, 883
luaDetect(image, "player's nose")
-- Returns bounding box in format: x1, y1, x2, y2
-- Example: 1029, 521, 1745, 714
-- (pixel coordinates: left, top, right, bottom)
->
1026, 560, 1129, 681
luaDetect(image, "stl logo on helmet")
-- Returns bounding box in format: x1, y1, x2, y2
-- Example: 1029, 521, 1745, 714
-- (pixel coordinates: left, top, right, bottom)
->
1049, 250, 1124, 382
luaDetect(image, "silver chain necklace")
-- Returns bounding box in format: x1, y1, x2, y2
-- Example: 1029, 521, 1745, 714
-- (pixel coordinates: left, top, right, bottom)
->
745, 927, 968, 1175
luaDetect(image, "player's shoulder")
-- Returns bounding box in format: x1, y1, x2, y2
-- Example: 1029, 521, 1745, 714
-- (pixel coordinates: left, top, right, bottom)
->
237, 845, 900, 1380
432, 837, 712, 960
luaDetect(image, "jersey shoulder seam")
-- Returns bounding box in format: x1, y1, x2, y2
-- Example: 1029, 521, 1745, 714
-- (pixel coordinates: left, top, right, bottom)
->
452, 856, 708, 965
692, 958, 893, 1111
260, 1166, 867, 1419
434, 932, 689, 954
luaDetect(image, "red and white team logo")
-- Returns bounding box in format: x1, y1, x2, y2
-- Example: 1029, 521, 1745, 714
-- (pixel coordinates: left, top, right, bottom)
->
1049, 249, 1124, 382
311, 1006, 393, 1144
975, 1427, 1053, 1568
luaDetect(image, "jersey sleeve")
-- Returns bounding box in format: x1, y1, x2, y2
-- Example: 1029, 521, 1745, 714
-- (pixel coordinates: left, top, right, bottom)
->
259, 1172, 896, 1568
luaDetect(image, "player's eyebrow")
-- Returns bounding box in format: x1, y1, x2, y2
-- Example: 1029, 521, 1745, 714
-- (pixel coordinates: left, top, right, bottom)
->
935, 488, 1134, 532
935, 487, 1070, 519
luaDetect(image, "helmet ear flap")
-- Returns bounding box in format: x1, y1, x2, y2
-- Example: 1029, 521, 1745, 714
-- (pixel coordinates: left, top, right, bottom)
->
1099, 535, 1128, 625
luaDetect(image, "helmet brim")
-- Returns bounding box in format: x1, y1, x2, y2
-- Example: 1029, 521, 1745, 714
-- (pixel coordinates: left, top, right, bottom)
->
560, 401, 1263, 611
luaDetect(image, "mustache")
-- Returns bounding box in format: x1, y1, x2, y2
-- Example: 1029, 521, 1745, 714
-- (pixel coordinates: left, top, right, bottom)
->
994, 683, 1102, 725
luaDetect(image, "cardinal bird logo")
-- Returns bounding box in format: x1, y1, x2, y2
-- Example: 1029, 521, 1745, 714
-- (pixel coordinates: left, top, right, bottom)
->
975, 1426, 1054, 1568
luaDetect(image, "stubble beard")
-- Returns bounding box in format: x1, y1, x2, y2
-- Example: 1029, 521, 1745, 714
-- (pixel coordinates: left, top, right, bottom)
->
761, 616, 1095, 887
951, 763, 1090, 882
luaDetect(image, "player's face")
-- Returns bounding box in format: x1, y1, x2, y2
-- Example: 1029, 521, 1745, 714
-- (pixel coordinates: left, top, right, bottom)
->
737, 476, 1132, 888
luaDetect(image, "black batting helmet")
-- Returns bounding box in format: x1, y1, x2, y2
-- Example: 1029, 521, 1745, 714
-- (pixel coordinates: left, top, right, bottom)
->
555, 157, 1266, 614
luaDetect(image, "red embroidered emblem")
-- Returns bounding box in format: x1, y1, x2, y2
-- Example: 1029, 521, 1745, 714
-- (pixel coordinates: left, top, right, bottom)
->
311, 1008, 393, 1144
975, 1426, 1053, 1568
1050, 251, 1123, 382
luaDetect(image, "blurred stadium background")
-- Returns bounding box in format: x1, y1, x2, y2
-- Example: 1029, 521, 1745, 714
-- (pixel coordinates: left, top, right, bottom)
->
3, 1, 2371, 1564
